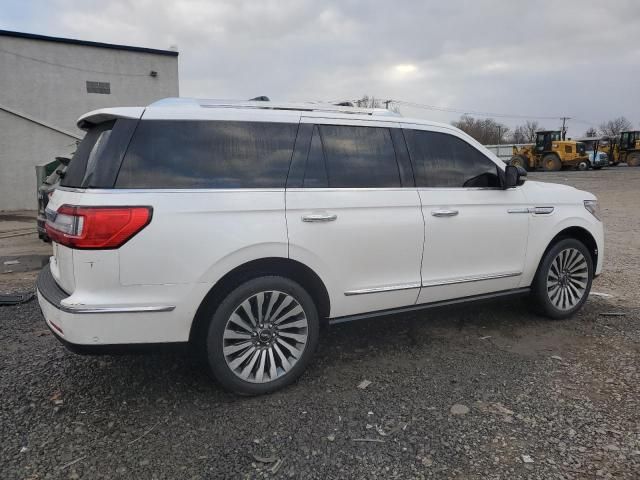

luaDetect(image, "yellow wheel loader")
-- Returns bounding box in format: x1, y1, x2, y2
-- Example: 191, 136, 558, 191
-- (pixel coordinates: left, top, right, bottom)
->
607, 130, 640, 167
509, 130, 589, 171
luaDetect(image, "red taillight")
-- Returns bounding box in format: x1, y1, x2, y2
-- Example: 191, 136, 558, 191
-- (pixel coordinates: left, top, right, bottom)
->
45, 205, 152, 249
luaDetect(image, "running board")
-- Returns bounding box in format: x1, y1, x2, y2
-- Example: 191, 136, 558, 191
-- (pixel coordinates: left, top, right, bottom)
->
329, 288, 530, 325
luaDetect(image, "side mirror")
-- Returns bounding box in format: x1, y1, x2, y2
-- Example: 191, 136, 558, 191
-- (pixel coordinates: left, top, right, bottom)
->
504, 165, 526, 188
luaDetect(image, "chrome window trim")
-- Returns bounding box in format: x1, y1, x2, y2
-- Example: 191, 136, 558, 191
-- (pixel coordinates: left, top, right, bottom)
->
57, 187, 287, 194
421, 271, 522, 288
344, 282, 421, 296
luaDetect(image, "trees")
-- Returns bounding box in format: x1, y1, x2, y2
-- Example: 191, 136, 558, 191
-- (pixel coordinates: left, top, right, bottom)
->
451, 115, 509, 145
511, 121, 541, 144
598, 117, 633, 138
584, 127, 598, 137
354, 95, 382, 108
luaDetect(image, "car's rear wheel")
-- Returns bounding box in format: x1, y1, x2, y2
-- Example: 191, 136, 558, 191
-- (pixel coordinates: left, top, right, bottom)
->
530, 238, 593, 319
204, 276, 319, 395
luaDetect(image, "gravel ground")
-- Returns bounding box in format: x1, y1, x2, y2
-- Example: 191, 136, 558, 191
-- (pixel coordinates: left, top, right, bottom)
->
1, 168, 639, 479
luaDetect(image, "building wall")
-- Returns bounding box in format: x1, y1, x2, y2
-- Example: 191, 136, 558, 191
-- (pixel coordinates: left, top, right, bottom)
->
0, 34, 179, 210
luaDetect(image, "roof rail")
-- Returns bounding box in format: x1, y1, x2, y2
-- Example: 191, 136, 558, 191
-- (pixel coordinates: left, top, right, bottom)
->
148, 97, 401, 117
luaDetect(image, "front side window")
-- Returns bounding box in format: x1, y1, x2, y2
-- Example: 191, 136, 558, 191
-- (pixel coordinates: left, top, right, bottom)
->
404, 129, 501, 188
313, 125, 401, 188
116, 121, 298, 189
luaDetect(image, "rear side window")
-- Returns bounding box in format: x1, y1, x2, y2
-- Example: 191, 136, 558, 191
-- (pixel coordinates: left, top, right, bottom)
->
61, 119, 138, 188
304, 125, 401, 188
404, 130, 501, 188
116, 121, 298, 189
303, 126, 328, 188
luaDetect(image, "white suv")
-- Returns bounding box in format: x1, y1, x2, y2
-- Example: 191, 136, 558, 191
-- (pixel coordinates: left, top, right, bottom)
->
37, 98, 603, 395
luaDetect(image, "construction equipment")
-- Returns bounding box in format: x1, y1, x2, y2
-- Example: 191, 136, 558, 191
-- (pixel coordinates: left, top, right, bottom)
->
509, 130, 589, 171
575, 137, 609, 170
605, 131, 640, 167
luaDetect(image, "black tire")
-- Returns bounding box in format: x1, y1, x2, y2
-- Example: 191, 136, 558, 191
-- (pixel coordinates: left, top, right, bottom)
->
510, 155, 529, 171
577, 160, 590, 171
204, 276, 320, 395
627, 152, 640, 167
529, 238, 593, 320
593, 166, 602, 170
542, 154, 562, 171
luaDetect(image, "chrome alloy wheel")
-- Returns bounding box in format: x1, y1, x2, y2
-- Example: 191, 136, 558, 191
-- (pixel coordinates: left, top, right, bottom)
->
222, 291, 309, 383
546, 248, 589, 311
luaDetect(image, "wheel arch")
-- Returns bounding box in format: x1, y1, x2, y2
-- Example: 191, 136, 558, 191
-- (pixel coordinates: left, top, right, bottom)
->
538, 226, 598, 274
189, 257, 331, 344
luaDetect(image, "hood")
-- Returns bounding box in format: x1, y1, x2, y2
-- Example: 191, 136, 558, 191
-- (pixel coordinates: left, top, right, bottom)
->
520, 180, 596, 204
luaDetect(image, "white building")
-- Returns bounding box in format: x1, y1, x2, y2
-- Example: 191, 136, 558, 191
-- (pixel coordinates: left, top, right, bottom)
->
0, 30, 179, 210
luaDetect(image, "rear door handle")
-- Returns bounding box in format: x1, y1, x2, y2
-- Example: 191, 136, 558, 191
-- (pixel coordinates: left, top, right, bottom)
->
431, 209, 459, 217
302, 213, 338, 223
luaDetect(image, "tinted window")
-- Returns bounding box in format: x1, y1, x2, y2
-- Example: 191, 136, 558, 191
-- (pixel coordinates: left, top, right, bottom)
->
317, 125, 401, 188
61, 119, 138, 188
116, 121, 298, 189
404, 130, 501, 188
303, 126, 328, 187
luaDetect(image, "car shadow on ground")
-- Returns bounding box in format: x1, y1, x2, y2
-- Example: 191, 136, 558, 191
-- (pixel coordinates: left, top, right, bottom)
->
46, 295, 602, 401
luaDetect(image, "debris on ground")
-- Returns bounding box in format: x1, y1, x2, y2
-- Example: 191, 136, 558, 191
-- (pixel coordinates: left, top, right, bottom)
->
590, 291, 613, 298
521, 454, 534, 464
252, 454, 277, 464
450, 404, 470, 415
0, 292, 34, 306
600, 312, 626, 317
357, 379, 372, 390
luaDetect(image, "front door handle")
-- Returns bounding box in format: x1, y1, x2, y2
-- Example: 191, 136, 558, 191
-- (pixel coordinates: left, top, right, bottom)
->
431, 209, 459, 217
302, 213, 338, 223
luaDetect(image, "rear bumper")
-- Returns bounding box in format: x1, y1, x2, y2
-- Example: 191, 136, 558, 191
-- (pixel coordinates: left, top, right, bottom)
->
36, 266, 190, 349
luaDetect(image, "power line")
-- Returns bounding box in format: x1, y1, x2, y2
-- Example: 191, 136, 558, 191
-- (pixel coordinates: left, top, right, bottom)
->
0, 47, 153, 77
389, 99, 567, 121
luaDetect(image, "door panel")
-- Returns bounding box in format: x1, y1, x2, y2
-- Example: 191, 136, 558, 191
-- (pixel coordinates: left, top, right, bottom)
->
286, 117, 424, 318
417, 188, 529, 304
287, 188, 424, 318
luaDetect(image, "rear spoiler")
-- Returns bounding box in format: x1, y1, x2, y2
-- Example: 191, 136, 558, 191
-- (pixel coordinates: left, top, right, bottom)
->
76, 107, 145, 130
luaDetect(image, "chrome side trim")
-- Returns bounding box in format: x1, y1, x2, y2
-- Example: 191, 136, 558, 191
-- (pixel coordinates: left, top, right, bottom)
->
421, 271, 522, 288
59, 304, 176, 314
507, 207, 554, 215
331, 287, 531, 325
344, 282, 421, 296
531, 206, 554, 215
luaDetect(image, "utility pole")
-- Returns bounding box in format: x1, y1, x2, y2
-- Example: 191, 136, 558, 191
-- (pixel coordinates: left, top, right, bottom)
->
384, 100, 391, 110
560, 117, 571, 140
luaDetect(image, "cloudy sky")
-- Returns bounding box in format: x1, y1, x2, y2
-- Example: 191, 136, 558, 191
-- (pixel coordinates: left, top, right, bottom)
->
3, 0, 640, 135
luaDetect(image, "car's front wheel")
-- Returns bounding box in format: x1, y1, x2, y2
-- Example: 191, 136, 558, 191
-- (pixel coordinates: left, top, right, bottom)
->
530, 238, 593, 319
204, 276, 320, 395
